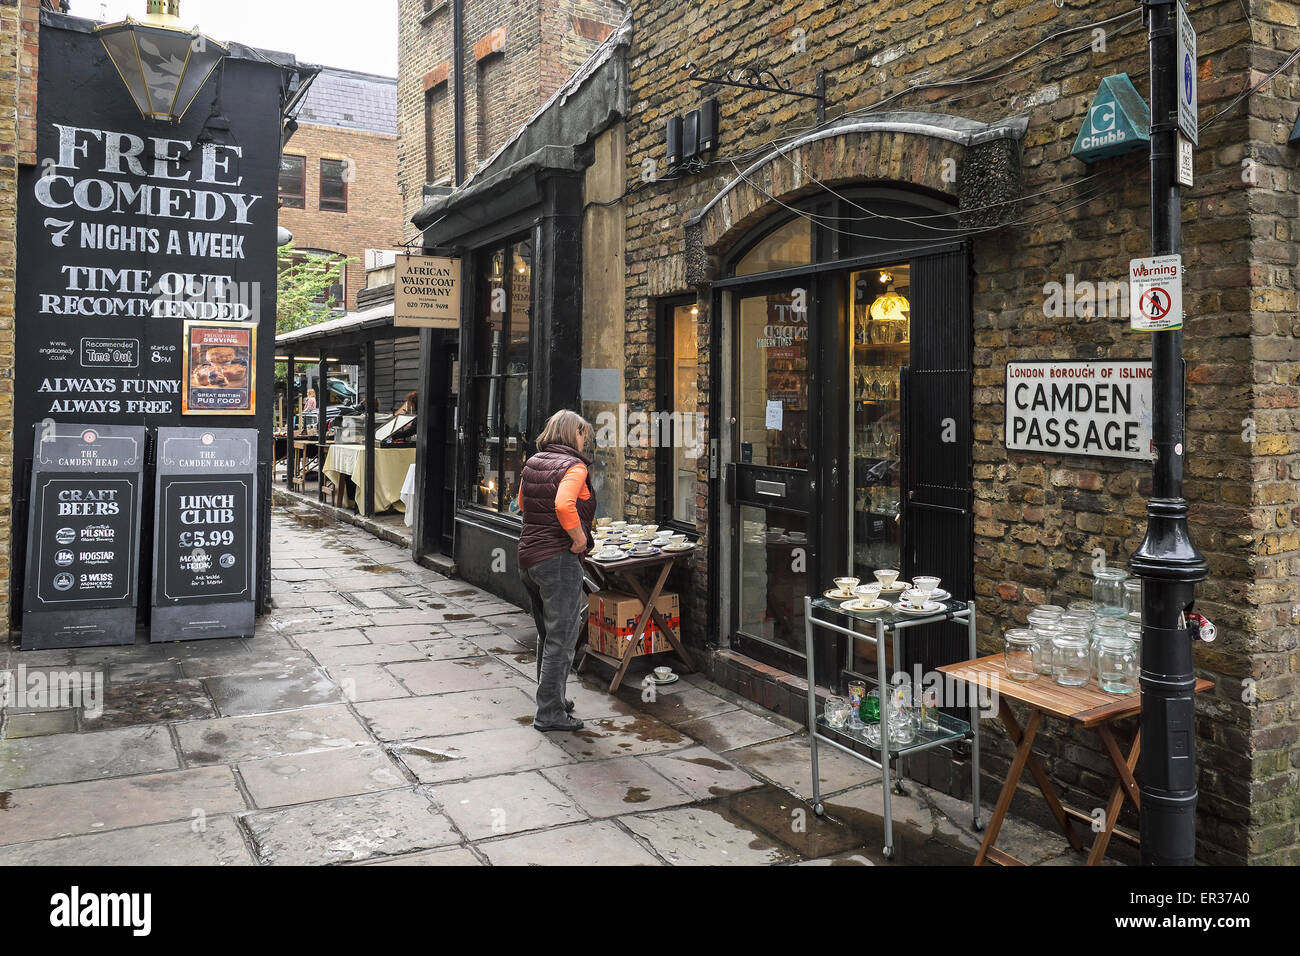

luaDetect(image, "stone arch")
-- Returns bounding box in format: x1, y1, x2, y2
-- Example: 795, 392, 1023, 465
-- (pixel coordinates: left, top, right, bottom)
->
684, 112, 1026, 282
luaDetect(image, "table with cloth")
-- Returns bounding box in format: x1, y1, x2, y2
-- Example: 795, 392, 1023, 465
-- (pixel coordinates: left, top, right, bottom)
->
323, 444, 416, 513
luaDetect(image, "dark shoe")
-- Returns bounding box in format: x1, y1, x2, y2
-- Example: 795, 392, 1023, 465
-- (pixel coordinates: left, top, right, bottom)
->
565, 698, 575, 713
535, 716, 584, 732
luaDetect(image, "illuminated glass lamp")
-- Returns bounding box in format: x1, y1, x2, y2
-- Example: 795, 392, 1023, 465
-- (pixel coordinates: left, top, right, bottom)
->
96, 1, 227, 124
870, 273, 910, 322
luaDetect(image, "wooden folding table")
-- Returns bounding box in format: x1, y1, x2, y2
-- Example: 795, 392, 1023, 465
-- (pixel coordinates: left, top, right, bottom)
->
938, 654, 1212, 866
578, 549, 695, 693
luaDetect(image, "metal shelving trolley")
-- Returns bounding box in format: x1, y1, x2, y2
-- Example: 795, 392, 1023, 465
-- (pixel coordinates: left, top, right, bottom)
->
803, 595, 982, 859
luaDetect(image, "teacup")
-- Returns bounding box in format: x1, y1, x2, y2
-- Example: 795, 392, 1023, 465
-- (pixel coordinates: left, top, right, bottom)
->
874, 569, 900, 588
652, 537, 672, 548
595, 517, 611, 527
833, 577, 860, 594
654, 666, 673, 681
611, 521, 627, 531
670, 534, 687, 546
913, 576, 941, 597
629, 542, 654, 554
853, 583, 883, 602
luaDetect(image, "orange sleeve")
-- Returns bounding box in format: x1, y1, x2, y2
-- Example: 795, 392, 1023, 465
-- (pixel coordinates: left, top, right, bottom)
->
555, 464, 588, 530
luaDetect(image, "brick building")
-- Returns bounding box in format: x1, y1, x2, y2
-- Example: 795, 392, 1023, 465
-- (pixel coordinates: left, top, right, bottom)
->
0, 0, 49, 626
396, 0, 625, 223
608, 0, 1298, 864
279, 67, 403, 312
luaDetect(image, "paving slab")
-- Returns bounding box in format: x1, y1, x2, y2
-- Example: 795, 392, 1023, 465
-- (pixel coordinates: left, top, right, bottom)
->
549, 713, 696, 761
541, 756, 693, 818
327, 664, 411, 702
0, 725, 179, 789
309, 643, 428, 667
2, 709, 79, 738
480, 819, 662, 866
242, 788, 460, 865
390, 725, 576, 783
291, 628, 373, 649
619, 680, 740, 727
355, 687, 537, 741
362, 846, 481, 866
205, 661, 344, 717
388, 658, 531, 696
274, 589, 349, 608
104, 660, 183, 684
620, 805, 800, 866
410, 637, 489, 661
726, 735, 873, 799
0, 815, 254, 866
238, 746, 406, 808
365, 623, 450, 644
676, 708, 794, 751
0, 766, 246, 844
639, 746, 762, 800
726, 785, 867, 859
434, 771, 588, 840
175, 705, 372, 765
83, 679, 216, 729
273, 567, 333, 582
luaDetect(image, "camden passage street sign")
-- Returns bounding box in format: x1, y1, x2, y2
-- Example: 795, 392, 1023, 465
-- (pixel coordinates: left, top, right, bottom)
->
1005, 361, 1155, 461
1130, 255, 1184, 331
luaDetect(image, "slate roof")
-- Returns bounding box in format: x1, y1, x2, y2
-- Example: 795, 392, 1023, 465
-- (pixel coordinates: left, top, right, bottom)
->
294, 67, 397, 135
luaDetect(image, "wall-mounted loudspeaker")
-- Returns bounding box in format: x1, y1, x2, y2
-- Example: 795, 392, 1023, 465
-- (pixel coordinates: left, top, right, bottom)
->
699, 98, 719, 153
666, 116, 683, 168
684, 110, 700, 161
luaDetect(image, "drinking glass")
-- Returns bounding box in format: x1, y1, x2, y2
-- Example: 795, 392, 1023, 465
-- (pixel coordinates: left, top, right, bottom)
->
847, 680, 867, 728
823, 696, 850, 730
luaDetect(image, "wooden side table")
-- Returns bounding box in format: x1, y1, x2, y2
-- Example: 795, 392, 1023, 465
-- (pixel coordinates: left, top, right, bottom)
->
578, 549, 695, 693
938, 654, 1212, 866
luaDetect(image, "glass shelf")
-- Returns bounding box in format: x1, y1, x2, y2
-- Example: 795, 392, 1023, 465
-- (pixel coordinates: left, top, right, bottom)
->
815, 709, 971, 757
811, 595, 970, 631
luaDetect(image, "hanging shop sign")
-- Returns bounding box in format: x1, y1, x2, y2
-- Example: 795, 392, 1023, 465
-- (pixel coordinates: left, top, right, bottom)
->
1177, 1, 1199, 145
22, 423, 146, 650
152, 427, 258, 641
1070, 73, 1150, 164
182, 320, 256, 414
1129, 255, 1184, 331
1005, 361, 1154, 461
393, 254, 462, 328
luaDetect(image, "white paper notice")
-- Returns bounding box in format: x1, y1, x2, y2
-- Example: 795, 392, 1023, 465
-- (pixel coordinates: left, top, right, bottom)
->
765, 400, 783, 430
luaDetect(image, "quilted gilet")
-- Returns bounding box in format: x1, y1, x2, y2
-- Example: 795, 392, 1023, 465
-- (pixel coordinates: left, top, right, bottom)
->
517, 443, 597, 570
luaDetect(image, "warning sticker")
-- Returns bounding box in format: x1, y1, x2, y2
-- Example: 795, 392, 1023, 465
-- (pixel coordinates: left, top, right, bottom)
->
1129, 255, 1183, 331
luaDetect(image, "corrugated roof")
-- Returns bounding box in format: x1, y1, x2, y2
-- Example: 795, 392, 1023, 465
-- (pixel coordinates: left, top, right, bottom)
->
295, 66, 397, 135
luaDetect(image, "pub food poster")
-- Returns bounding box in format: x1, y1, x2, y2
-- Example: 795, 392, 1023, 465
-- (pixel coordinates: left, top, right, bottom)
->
11, 22, 285, 620
183, 321, 256, 414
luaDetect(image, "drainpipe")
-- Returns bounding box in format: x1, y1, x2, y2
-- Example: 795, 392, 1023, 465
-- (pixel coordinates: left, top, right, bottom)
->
452, 0, 465, 185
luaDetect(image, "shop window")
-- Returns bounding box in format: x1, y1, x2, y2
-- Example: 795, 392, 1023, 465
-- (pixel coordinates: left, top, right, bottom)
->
657, 301, 700, 528
279, 154, 305, 208
320, 158, 349, 212
467, 238, 532, 514
733, 216, 811, 276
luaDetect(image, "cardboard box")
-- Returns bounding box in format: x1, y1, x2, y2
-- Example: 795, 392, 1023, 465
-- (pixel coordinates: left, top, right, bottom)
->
586, 589, 680, 658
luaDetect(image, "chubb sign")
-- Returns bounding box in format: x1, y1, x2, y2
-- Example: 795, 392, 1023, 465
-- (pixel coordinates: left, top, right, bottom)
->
1071, 74, 1151, 164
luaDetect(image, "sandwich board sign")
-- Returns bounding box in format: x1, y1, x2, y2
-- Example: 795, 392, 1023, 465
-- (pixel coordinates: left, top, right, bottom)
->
1130, 255, 1183, 332
152, 427, 258, 641
22, 424, 146, 649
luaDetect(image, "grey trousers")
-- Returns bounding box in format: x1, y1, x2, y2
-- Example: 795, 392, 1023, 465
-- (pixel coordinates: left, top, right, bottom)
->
519, 552, 586, 725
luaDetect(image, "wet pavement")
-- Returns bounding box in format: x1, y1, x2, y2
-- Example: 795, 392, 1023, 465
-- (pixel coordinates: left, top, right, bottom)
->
0, 501, 1083, 866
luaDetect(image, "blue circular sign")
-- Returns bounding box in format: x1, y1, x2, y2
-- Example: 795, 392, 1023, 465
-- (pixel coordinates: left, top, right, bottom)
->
1184, 54, 1193, 102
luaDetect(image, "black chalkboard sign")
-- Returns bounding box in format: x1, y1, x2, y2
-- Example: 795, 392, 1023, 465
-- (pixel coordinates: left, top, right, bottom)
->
151, 427, 257, 641
22, 423, 146, 649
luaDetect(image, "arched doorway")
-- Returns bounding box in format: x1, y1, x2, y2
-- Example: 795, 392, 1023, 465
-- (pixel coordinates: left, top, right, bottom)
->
711, 186, 974, 682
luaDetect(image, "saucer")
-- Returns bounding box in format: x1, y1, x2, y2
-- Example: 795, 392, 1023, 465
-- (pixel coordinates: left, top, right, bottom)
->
892, 600, 944, 615
644, 672, 679, 685
823, 588, 855, 599
904, 587, 951, 603
877, 581, 911, 593
627, 548, 659, 558
590, 551, 625, 563
662, 542, 695, 552
842, 598, 889, 612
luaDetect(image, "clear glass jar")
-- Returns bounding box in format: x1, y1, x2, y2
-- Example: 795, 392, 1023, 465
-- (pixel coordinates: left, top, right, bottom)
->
1090, 619, 1126, 680
1061, 610, 1095, 633
1052, 633, 1091, 687
1028, 616, 1062, 675
1093, 568, 1128, 617
1097, 636, 1139, 694
1033, 604, 1065, 620
1004, 629, 1038, 682
1068, 600, 1099, 615
1123, 578, 1143, 622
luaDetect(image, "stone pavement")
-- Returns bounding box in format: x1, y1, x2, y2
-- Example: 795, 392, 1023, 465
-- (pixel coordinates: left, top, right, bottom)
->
0, 501, 1083, 866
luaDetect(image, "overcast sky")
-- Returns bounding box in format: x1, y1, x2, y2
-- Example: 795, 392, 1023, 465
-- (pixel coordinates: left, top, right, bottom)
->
70, 0, 399, 76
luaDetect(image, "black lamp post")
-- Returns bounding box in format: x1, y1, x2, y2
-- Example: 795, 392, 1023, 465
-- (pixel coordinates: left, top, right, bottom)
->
1130, 0, 1208, 866
96, 0, 226, 124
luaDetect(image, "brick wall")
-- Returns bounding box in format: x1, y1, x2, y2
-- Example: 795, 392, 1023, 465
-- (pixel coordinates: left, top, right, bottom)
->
0, 0, 41, 626
396, 0, 624, 227
622, 0, 1292, 862
278, 122, 403, 311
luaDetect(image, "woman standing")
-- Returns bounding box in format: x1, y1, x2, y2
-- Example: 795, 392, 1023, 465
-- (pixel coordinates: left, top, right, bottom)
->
517, 409, 596, 732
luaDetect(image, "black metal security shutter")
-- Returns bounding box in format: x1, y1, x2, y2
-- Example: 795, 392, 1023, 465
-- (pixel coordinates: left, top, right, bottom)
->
901, 246, 974, 682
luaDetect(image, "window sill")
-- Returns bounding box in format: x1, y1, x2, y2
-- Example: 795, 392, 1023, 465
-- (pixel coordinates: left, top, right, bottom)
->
421, 2, 448, 26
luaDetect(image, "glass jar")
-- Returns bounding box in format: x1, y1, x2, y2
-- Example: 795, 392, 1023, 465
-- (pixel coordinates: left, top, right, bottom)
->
1124, 579, 1143, 622
1033, 604, 1065, 620
1068, 600, 1099, 615
1052, 633, 1091, 687
1093, 568, 1129, 617
1097, 636, 1139, 694
1028, 614, 1062, 675
1004, 629, 1038, 682
1090, 619, 1126, 680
